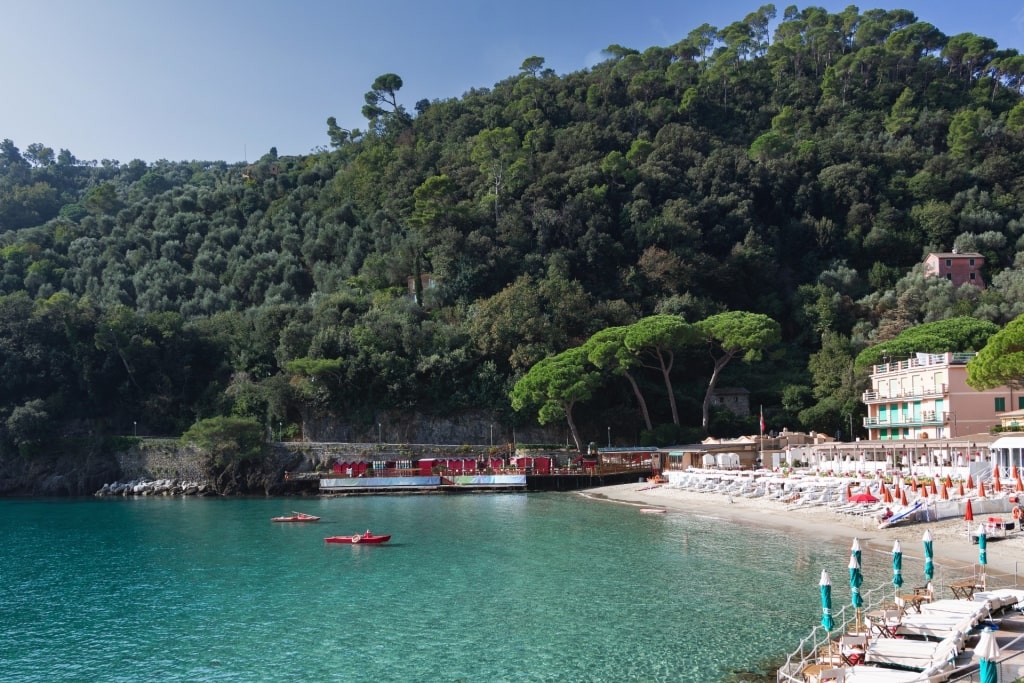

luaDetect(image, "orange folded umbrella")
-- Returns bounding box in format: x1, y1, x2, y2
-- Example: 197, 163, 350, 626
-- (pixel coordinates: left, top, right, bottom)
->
965, 498, 974, 521
899, 488, 909, 506
944, 475, 953, 488
994, 476, 1002, 493
978, 480, 986, 498
930, 479, 938, 495
958, 481, 965, 496
967, 474, 974, 489
940, 484, 949, 500
920, 485, 929, 499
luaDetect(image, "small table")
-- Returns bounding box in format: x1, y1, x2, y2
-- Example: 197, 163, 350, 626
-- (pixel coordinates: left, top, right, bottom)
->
949, 580, 978, 600
800, 663, 834, 683
899, 594, 928, 613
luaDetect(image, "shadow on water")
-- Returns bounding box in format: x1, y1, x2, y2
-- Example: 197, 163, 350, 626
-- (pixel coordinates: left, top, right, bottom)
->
720, 653, 787, 683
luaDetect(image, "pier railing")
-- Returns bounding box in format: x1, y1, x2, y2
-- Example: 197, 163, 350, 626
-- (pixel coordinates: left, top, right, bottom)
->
778, 569, 1024, 683
777, 580, 898, 683
289, 462, 652, 480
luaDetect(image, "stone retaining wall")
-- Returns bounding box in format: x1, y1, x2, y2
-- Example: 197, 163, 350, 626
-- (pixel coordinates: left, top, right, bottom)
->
116, 440, 207, 482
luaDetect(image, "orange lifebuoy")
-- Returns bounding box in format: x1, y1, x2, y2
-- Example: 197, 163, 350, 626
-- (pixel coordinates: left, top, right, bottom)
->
1013, 506, 1022, 520
351, 534, 362, 543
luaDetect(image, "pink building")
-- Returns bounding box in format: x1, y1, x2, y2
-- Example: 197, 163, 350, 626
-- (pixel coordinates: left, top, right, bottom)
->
923, 251, 984, 288
862, 352, 1020, 440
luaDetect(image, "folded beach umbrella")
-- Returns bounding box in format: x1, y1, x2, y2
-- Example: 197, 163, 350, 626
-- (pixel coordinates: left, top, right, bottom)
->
923, 530, 934, 581
965, 498, 974, 521
882, 485, 893, 504
958, 480, 966, 497
920, 484, 929, 499
945, 475, 953, 488
993, 475, 1002, 494
820, 569, 835, 632
892, 540, 904, 591
1016, 475, 1023, 493
940, 483, 949, 500
976, 627, 1000, 683
850, 538, 863, 610
899, 488, 909, 506
967, 474, 974, 489
979, 480, 987, 498
930, 479, 938, 495
994, 464, 1000, 483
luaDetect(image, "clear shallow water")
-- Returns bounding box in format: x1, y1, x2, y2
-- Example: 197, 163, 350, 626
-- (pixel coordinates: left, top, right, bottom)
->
0, 494, 894, 682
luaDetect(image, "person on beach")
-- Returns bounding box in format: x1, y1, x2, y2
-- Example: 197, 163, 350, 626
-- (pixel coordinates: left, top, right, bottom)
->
879, 507, 893, 522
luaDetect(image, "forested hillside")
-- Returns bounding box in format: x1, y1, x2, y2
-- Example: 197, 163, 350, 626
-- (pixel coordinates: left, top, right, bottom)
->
3, 5, 1024, 454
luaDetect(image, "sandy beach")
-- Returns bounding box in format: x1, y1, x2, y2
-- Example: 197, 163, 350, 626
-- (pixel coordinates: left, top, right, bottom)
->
582, 481, 1024, 583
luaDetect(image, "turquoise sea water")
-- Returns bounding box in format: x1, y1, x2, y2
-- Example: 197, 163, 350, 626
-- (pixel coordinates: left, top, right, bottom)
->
0, 494, 895, 682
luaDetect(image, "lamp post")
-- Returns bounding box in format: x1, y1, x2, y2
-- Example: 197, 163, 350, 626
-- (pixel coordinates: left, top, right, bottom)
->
490, 423, 493, 446
133, 421, 137, 437
377, 423, 382, 445
607, 426, 611, 448
278, 421, 282, 442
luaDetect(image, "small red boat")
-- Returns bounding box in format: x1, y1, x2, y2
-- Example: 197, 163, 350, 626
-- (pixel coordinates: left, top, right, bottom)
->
271, 512, 321, 523
324, 531, 391, 544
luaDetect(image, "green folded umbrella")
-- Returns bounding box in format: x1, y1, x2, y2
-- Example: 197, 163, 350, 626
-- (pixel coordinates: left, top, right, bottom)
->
892, 539, 904, 590
923, 529, 934, 581
820, 569, 835, 632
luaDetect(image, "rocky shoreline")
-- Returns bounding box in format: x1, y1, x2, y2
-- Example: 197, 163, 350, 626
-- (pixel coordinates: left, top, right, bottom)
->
94, 478, 215, 497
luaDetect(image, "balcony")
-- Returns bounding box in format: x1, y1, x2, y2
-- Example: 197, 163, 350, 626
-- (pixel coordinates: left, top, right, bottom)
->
863, 411, 942, 428
871, 352, 975, 375
862, 385, 947, 403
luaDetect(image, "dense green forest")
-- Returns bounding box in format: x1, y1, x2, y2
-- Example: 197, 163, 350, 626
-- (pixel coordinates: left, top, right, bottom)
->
4, 4, 1024, 454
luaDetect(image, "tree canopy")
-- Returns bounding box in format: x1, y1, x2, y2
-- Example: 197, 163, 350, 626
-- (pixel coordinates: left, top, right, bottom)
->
967, 314, 1024, 390
4, 6, 1024, 452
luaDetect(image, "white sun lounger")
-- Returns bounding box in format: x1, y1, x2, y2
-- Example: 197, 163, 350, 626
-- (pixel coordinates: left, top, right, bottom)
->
973, 588, 1024, 610
844, 663, 954, 683
895, 614, 975, 639
919, 599, 991, 621
864, 636, 961, 671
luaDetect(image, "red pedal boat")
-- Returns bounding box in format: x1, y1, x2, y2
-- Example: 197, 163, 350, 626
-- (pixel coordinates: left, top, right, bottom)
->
324, 531, 391, 544
271, 512, 321, 522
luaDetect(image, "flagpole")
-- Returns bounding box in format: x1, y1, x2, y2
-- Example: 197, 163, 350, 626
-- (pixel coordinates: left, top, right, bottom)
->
759, 405, 764, 468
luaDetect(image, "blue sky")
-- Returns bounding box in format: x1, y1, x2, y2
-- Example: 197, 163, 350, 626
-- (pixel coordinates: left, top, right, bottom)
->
4, 0, 1024, 164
